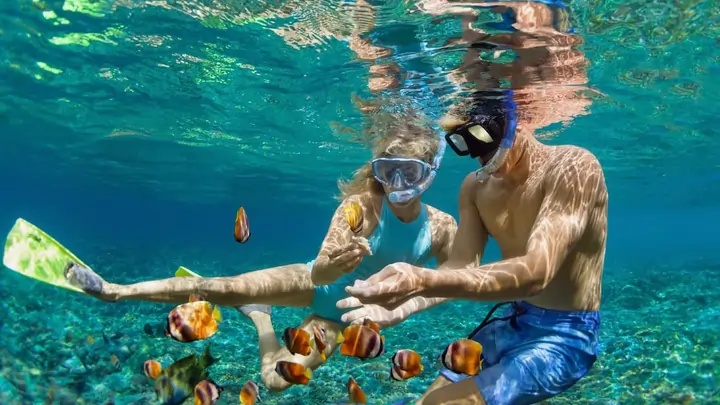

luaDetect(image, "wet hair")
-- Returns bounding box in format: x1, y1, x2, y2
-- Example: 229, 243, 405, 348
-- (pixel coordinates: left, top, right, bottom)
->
337, 106, 438, 200
439, 90, 510, 133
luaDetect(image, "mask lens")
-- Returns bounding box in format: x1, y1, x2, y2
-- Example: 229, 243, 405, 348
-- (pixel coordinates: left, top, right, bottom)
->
372, 158, 427, 188
448, 133, 469, 152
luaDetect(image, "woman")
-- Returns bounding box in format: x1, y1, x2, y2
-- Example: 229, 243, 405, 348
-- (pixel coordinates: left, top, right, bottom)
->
65, 112, 458, 392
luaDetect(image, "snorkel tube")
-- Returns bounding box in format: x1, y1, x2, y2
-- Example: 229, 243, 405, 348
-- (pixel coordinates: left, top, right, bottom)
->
474, 89, 518, 182
388, 128, 447, 204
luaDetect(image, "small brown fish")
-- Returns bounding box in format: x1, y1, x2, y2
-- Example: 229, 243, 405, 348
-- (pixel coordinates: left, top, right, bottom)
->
239, 380, 260, 405
166, 300, 223, 343
441, 339, 483, 376
347, 377, 367, 404
87, 336, 94, 345
390, 364, 422, 381
144, 360, 162, 379
234, 207, 251, 243
391, 349, 423, 372
312, 325, 328, 362
110, 354, 119, 369
275, 361, 313, 385
193, 380, 223, 405
337, 320, 385, 360
283, 327, 313, 356
344, 202, 364, 234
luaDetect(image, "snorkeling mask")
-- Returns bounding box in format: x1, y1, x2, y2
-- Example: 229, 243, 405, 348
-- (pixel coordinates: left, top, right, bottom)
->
371, 129, 447, 204
444, 89, 518, 181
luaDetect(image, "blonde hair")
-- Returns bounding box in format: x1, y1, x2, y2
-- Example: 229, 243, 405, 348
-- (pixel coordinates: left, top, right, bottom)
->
337, 105, 439, 200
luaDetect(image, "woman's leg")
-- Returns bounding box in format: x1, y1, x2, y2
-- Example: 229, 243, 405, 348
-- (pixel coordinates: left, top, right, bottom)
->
253, 314, 344, 392
65, 261, 315, 307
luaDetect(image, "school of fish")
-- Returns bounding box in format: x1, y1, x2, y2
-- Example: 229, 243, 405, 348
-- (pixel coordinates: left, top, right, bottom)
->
137, 205, 485, 404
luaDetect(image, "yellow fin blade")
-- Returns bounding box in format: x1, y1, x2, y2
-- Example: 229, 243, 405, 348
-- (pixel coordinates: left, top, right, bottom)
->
175, 266, 202, 278
320, 352, 327, 362
336, 332, 344, 344
304, 368, 313, 379
213, 305, 222, 322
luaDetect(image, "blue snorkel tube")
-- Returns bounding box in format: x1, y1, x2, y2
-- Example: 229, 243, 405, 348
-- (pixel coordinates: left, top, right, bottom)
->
388, 127, 447, 204
474, 89, 518, 182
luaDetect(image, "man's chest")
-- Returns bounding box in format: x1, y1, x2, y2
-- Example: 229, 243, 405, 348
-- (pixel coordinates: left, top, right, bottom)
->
476, 180, 545, 255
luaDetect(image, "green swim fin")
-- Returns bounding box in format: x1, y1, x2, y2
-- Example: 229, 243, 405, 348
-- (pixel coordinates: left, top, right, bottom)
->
2, 218, 89, 293
175, 266, 202, 278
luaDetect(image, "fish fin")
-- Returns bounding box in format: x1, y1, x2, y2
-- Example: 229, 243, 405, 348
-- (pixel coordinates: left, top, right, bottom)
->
420, 365, 424, 371
304, 368, 313, 380
336, 332, 344, 344
201, 345, 220, 368
213, 305, 223, 322
381, 336, 385, 343
175, 266, 202, 278
320, 352, 326, 362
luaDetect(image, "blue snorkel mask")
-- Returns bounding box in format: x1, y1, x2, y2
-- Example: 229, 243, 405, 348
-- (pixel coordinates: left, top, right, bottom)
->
371, 129, 447, 204
444, 89, 518, 181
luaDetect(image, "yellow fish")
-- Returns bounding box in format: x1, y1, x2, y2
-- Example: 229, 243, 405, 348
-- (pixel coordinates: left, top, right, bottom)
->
344, 202, 364, 234
165, 299, 222, 343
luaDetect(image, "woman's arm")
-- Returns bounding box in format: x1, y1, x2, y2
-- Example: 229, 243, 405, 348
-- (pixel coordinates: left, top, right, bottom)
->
311, 193, 374, 285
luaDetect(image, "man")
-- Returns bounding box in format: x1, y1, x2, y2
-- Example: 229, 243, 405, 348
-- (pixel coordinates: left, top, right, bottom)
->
337, 2, 607, 404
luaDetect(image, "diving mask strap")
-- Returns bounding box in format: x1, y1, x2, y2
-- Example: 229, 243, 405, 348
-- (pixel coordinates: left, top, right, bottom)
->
474, 90, 518, 182
388, 125, 447, 204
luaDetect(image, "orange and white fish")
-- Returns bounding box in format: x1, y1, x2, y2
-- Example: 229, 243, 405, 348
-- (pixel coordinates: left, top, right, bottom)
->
239, 380, 260, 405
193, 380, 223, 405
390, 349, 423, 380
344, 201, 364, 234
283, 327, 313, 356
234, 207, 251, 243
440, 339, 483, 376
275, 361, 313, 385
165, 299, 223, 343
337, 319, 385, 360
392, 349, 423, 371
143, 359, 162, 379
312, 325, 328, 362
390, 364, 422, 381
347, 377, 367, 404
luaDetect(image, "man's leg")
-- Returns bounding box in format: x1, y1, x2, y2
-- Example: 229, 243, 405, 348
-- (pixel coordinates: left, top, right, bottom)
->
255, 314, 343, 392
66, 262, 316, 307
416, 376, 485, 405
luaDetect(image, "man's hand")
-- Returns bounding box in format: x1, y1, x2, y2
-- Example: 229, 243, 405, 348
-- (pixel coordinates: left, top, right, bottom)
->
344, 262, 431, 309
336, 298, 406, 329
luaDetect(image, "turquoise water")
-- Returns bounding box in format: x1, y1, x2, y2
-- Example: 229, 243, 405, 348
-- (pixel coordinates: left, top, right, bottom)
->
1, 0, 719, 404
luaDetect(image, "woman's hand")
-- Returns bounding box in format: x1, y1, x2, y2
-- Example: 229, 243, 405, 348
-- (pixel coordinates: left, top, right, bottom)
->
312, 239, 370, 285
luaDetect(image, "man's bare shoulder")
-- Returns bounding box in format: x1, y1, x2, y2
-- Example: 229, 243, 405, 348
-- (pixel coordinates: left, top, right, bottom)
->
545, 145, 607, 195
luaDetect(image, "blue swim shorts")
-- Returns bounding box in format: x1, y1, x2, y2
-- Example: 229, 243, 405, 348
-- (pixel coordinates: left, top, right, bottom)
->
439, 301, 600, 405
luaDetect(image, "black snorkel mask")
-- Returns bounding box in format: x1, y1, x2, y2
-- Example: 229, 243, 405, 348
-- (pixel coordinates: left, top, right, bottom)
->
444, 90, 518, 181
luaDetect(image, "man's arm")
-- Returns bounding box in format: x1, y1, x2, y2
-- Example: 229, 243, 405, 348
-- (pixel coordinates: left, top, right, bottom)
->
395, 173, 489, 315
421, 150, 605, 301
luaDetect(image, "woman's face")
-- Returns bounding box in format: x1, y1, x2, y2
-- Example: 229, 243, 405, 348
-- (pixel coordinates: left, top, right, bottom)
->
375, 153, 428, 206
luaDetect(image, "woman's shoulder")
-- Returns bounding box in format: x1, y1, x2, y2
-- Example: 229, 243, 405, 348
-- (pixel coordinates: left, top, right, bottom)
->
424, 204, 458, 236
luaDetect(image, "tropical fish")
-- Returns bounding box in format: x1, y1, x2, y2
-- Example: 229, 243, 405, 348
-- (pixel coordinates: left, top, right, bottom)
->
344, 202, 364, 234
87, 336, 94, 344
234, 207, 251, 243
440, 339, 483, 376
391, 349, 423, 372
154, 346, 219, 405
390, 364, 422, 381
239, 380, 260, 405
312, 324, 328, 362
193, 380, 223, 405
347, 377, 367, 404
110, 354, 119, 369
337, 319, 385, 360
165, 299, 222, 343
283, 327, 313, 356
144, 360, 162, 379
275, 361, 313, 385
